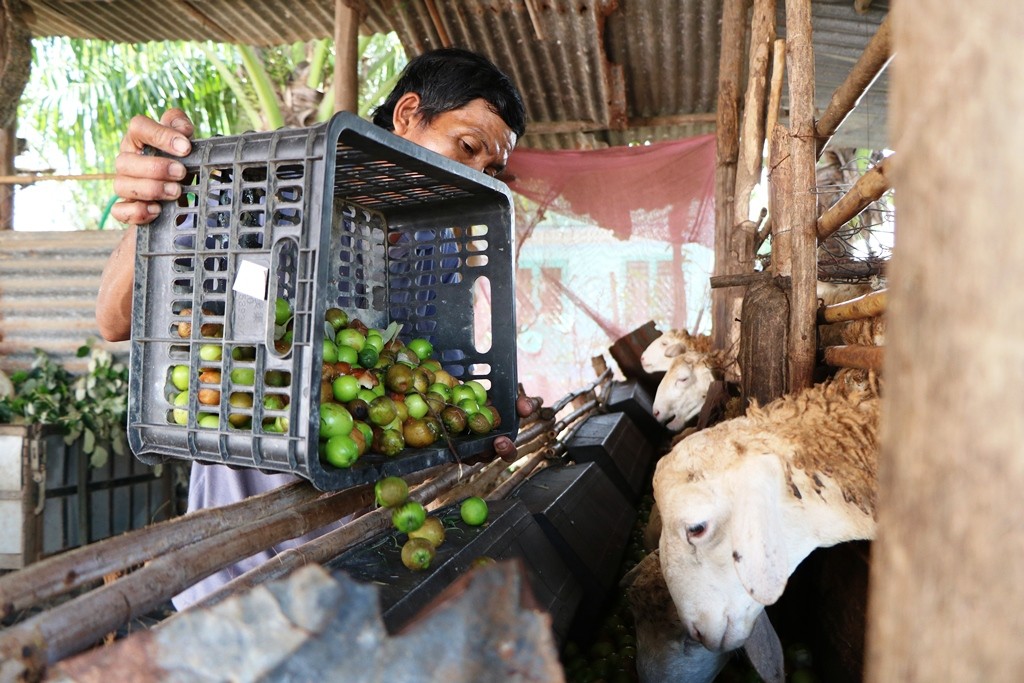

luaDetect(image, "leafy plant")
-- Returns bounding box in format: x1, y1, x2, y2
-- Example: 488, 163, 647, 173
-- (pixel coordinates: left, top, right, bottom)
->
0, 341, 129, 468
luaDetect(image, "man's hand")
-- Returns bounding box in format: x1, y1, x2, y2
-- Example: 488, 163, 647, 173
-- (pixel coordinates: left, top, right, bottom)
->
110, 109, 195, 225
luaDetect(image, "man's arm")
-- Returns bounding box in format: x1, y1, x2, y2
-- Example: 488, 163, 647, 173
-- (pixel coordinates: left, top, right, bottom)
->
95, 109, 195, 342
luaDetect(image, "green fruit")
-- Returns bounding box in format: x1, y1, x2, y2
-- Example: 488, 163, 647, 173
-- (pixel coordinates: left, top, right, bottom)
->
325, 307, 349, 330
357, 346, 379, 369
199, 344, 222, 362
170, 364, 190, 391
172, 391, 190, 425
230, 367, 255, 386
373, 427, 405, 457
404, 393, 429, 420
332, 374, 360, 403
336, 328, 366, 352
392, 501, 427, 533
385, 364, 413, 394
323, 434, 360, 468
274, 415, 289, 433
319, 403, 354, 439
467, 412, 492, 435
451, 385, 476, 405
364, 331, 384, 353
198, 413, 220, 429
368, 396, 398, 426
354, 420, 373, 445
356, 388, 378, 404
463, 380, 487, 405
403, 417, 437, 448
408, 516, 445, 547
336, 345, 358, 365
426, 382, 450, 401
322, 338, 339, 364
264, 394, 287, 411
457, 398, 480, 415
407, 338, 433, 361
265, 370, 288, 387
420, 359, 442, 373
374, 476, 409, 508
274, 297, 292, 325
460, 496, 488, 526
441, 405, 468, 434
401, 537, 436, 571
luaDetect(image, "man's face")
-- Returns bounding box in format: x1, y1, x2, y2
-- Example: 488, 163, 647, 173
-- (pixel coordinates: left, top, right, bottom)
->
393, 95, 518, 178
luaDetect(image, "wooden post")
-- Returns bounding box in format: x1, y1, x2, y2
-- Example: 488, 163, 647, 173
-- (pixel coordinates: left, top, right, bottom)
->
784, 0, 817, 392
734, 0, 777, 265
817, 155, 892, 240
767, 123, 792, 279
865, 1, 1024, 681
0, 124, 13, 230
333, 0, 361, 114
711, 0, 750, 352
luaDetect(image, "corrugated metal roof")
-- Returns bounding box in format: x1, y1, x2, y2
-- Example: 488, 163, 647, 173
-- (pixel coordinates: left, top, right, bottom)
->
0, 230, 130, 374
19, 0, 889, 150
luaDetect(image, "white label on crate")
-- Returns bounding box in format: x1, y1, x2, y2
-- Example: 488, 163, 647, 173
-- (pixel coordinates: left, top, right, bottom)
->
0, 436, 23, 490
0, 500, 22, 554
233, 260, 269, 301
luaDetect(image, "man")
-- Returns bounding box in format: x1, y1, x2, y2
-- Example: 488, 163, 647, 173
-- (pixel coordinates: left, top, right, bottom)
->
96, 48, 526, 609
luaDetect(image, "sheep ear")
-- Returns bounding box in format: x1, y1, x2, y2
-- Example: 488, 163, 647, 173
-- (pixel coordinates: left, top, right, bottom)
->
665, 343, 686, 358
729, 455, 789, 605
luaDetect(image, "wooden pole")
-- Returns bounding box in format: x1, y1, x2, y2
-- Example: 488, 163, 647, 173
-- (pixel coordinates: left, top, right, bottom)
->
768, 123, 792, 279
817, 155, 893, 240
865, 2, 1024, 680
0, 124, 14, 230
820, 289, 887, 323
333, 0, 361, 113
711, 0, 750, 351
785, 0, 817, 392
734, 0, 777, 266
822, 344, 883, 372
815, 13, 892, 156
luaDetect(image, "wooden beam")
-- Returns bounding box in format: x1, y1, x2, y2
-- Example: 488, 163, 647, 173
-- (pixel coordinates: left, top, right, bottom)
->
785, 0, 817, 392
815, 13, 892, 155
822, 344, 883, 371
817, 155, 892, 240
768, 123, 792, 277
0, 125, 13, 230
711, 0, 749, 351
332, 0, 361, 114
424, 0, 453, 48
0, 172, 116, 185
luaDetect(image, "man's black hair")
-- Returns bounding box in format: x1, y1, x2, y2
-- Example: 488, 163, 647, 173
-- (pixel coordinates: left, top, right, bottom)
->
372, 48, 526, 138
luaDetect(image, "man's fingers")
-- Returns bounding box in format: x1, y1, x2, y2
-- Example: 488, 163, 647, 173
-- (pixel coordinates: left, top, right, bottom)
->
158, 108, 195, 138
110, 199, 161, 226
119, 114, 192, 157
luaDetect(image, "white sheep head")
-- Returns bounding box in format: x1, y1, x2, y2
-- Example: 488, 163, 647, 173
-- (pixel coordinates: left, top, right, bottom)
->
640, 333, 689, 374
652, 350, 714, 431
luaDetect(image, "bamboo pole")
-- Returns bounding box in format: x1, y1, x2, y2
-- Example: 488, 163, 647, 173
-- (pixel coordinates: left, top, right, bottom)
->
814, 13, 892, 156
710, 270, 777, 289
820, 289, 888, 323
786, 0, 818, 392
0, 480, 319, 619
550, 368, 612, 414
734, 0, 777, 267
823, 344, 884, 372
817, 155, 893, 240
0, 483, 379, 673
0, 172, 116, 185
712, 0, 750, 351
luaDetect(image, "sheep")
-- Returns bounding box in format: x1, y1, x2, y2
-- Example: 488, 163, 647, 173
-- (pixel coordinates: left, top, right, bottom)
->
622, 551, 785, 683
651, 350, 716, 432
653, 380, 879, 653
640, 329, 713, 375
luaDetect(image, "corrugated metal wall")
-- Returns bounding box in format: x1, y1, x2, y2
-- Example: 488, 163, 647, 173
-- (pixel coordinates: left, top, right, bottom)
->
0, 230, 130, 374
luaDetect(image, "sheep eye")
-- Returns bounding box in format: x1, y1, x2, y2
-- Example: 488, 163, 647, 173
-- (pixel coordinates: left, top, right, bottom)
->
686, 522, 708, 539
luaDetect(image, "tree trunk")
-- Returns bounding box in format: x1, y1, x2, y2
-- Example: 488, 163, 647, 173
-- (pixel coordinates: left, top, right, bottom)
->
864, 1, 1024, 681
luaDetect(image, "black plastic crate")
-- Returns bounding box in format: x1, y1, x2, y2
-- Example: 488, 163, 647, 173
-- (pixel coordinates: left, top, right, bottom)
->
325, 498, 582, 641
604, 378, 669, 439
565, 412, 654, 503
127, 113, 519, 491
510, 462, 635, 602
